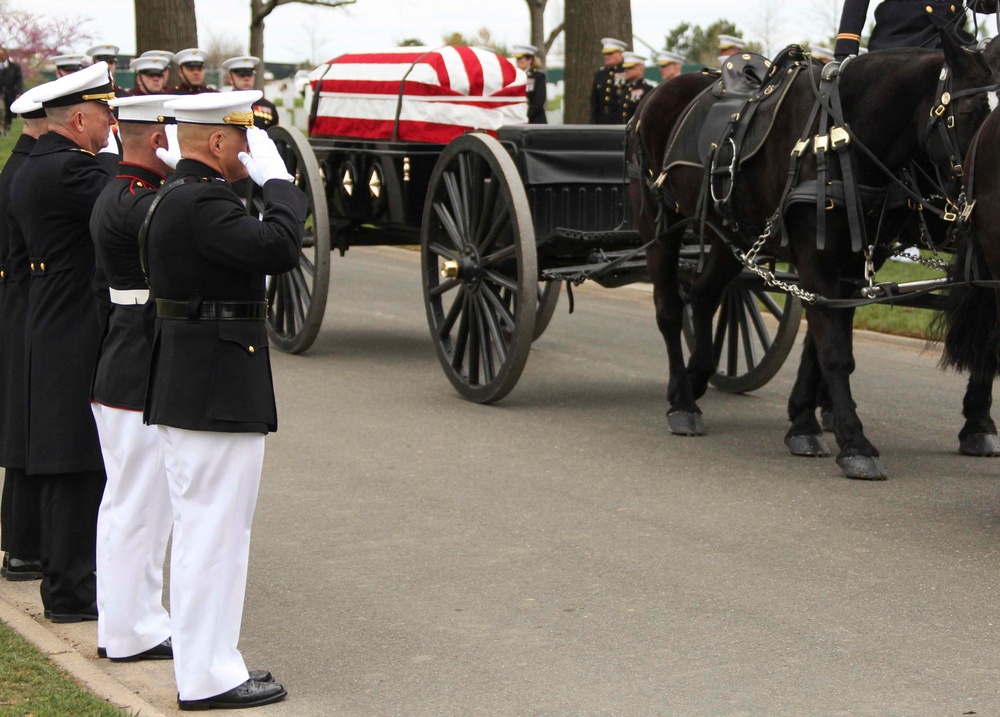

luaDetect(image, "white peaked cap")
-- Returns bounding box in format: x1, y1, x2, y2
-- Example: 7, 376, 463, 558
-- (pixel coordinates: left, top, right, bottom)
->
174, 48, 208, 66
165, 90, 262, 127
33, 61, 114, 108
130, 55, 170, 73
621, 52, 646, 67
718, 34, 745, 50
601, 37, 627, 53
10, 85, 44, 115
87, 43, 119, 60
110, 94, 182, 122
655, 50, 686, 65
511, 44, 538, 58
222, 56, 261, 72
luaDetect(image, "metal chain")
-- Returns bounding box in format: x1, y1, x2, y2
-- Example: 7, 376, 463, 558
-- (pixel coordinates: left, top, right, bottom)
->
728, 213, 820, 304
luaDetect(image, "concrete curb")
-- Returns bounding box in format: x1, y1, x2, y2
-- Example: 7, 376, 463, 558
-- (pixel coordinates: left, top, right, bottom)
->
0, 578, 169, 717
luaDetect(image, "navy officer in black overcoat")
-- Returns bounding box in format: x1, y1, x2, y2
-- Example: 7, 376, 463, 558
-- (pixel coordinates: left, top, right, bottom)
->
8, 62, 115, 622
0, 88, 47, 582
143, 90, 304, 711
835, 0, 995, 57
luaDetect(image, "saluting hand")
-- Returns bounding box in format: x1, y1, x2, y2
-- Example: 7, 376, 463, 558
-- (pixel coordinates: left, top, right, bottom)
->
155, 124, 182, 170
238, 127, 293, 185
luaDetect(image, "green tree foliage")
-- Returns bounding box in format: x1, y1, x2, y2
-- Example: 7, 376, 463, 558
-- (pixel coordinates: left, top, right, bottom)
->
398, 37, 425, 47
665, 19, 759, 65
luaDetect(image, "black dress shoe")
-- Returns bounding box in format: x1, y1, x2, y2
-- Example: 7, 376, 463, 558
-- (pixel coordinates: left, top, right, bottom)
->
97, 646, 107, 658
49, 603, 98, 623
248, 669, 273, 683
109, 638, 173, 662
177, 679, 287, 711
4, 557, 42, 581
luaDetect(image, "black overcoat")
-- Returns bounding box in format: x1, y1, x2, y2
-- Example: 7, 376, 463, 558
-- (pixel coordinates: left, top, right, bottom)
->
0, 133, 35, 468
835, 0, 974, 57
526, 69, 547, 124
90, 162, 165, 411
9, 132, 110, 475
143, 159, 306, 434
589, 64, 626, 124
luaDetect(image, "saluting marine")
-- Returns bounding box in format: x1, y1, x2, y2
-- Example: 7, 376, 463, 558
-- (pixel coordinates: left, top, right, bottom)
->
835, 0, 993, 57
143, 91, 304, 710
512, 44, 547, 124
89, 93, 180, 664
589, 37, 627, 124
222, 56, 278, 129
169, 48, 218, 95
620, 52, 652, 123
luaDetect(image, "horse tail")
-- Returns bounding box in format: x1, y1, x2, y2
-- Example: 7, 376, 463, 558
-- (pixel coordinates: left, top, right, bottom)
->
932, 237, 1000, 376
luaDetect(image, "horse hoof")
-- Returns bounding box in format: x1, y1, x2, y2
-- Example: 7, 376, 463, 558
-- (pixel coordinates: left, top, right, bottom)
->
836, 455, 888, 481
667, 411, 705, 436
959, 433, 1000, 457
820, 410, 835, 433
785, 434, 830, 457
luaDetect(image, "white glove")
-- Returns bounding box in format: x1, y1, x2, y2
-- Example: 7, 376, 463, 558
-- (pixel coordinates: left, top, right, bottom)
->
238, 127, 293, 184
155, 124, 181, 170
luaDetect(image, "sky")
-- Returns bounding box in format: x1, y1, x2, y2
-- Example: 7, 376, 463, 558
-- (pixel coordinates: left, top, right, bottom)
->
26, 0, 879, 65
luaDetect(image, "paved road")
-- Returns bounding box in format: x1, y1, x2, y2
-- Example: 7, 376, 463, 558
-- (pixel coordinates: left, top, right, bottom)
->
4, 246, 1000, 716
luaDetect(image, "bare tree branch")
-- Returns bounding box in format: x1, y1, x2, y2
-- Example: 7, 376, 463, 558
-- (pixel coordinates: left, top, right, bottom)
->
254, 0, 356, 23
544, 22, 564, 55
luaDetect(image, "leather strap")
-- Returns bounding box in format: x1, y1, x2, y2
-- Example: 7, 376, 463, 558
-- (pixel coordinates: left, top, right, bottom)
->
156, 299, 267, 321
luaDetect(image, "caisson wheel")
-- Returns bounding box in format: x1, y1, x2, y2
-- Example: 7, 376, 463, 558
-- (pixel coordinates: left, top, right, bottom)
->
683, 267, 803, 393
421, 133, 538, 403
260, 125, 331, 353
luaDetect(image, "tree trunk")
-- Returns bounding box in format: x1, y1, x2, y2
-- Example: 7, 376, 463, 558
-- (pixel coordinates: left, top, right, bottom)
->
527, 0, 546, 66
563, 0, 631, 124
135, 0, 198, 86
250, 0, 266, 89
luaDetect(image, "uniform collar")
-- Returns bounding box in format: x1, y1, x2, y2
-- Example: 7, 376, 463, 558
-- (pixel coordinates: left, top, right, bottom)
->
31, 131, 93, 156
12, 133, 36, 156
174, 157, 225, 181
116, 161, 166, 187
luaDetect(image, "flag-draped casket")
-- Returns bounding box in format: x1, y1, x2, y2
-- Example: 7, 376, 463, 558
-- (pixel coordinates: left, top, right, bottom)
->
308, 46, 528, 144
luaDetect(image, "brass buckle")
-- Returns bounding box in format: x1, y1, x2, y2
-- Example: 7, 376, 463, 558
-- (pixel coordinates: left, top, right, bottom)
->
791, 139, 809, 157
961, 200, 976, 223
830, 126, 850, 150
933, 104, 946, 117
813, 134, 829, 153
943, 200, 959, 222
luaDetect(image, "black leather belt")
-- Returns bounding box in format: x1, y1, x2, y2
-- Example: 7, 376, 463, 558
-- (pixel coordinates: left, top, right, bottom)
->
156, 299, 267, 321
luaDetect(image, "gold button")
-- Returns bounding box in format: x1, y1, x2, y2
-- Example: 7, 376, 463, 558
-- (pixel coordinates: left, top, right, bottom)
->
248, 345, 255, 354
926, 4, 933, 10
40, 262, 45, 271
0, 270, 4, 279
29, 262, 34, 271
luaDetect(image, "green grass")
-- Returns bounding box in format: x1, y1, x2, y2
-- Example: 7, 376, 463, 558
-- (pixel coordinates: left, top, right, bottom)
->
0, 117, 23, 167
0, 619, 133, 717
853, 252, 943, 339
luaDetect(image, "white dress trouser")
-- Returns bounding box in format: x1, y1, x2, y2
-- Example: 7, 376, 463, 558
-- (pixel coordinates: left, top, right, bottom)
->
92, 403, 172, 658
158, 426, 264, 701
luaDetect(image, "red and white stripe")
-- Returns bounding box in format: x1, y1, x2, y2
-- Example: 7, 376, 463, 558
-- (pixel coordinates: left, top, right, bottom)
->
308, 46, 527, 144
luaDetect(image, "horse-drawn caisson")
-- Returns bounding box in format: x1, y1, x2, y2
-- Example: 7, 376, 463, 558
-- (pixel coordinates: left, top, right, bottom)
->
261, 35, 1000, 480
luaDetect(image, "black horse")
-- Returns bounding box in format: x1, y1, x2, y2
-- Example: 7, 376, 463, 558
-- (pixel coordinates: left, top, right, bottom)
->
629, 35, 996, 480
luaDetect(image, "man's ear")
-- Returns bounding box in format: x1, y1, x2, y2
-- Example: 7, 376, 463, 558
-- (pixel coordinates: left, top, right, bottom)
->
209, 129, 225, 157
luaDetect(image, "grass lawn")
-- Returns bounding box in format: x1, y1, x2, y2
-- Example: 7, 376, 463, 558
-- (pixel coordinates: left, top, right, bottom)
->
0, 620, 132, 717
853, 252, 944, 340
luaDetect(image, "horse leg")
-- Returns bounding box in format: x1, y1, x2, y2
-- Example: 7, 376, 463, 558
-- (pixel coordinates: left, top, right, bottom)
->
647, 225, 705, 435
958, 362, 1000, 455
684, 247, 743, 400
784, 326, 831, 457
805, 300, 887, 479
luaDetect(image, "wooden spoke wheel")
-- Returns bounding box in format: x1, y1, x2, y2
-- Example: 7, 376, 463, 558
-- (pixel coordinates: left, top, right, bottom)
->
259, 125, 331, 353
682, 268, 803, 394
421, 133, 538, 403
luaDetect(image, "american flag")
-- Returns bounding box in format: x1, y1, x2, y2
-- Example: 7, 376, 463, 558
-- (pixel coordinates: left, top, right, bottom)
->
308, 46, 528, 144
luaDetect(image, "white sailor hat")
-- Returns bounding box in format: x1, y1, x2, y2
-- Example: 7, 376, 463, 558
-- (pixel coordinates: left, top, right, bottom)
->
110, 94, 181, 123
34, 61, 115, 108
86, 44, 119, 62
140, 49, 175, 63
511, 44, 538, 58
718, 34, 745, 51
50, 54, 90, 72
10, 85, 45, 119
601, 37, 627, 54
811, 45, 836, 61
130, 55, 170, 74
222, 55, 261, 73
621, 52, 646, 68
655, 50, 686, 66
165, 90, 262, 128
173, 48, 208, 66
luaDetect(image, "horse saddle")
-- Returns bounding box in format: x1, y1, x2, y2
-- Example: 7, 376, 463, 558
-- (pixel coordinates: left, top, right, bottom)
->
662, 45, 809, 181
